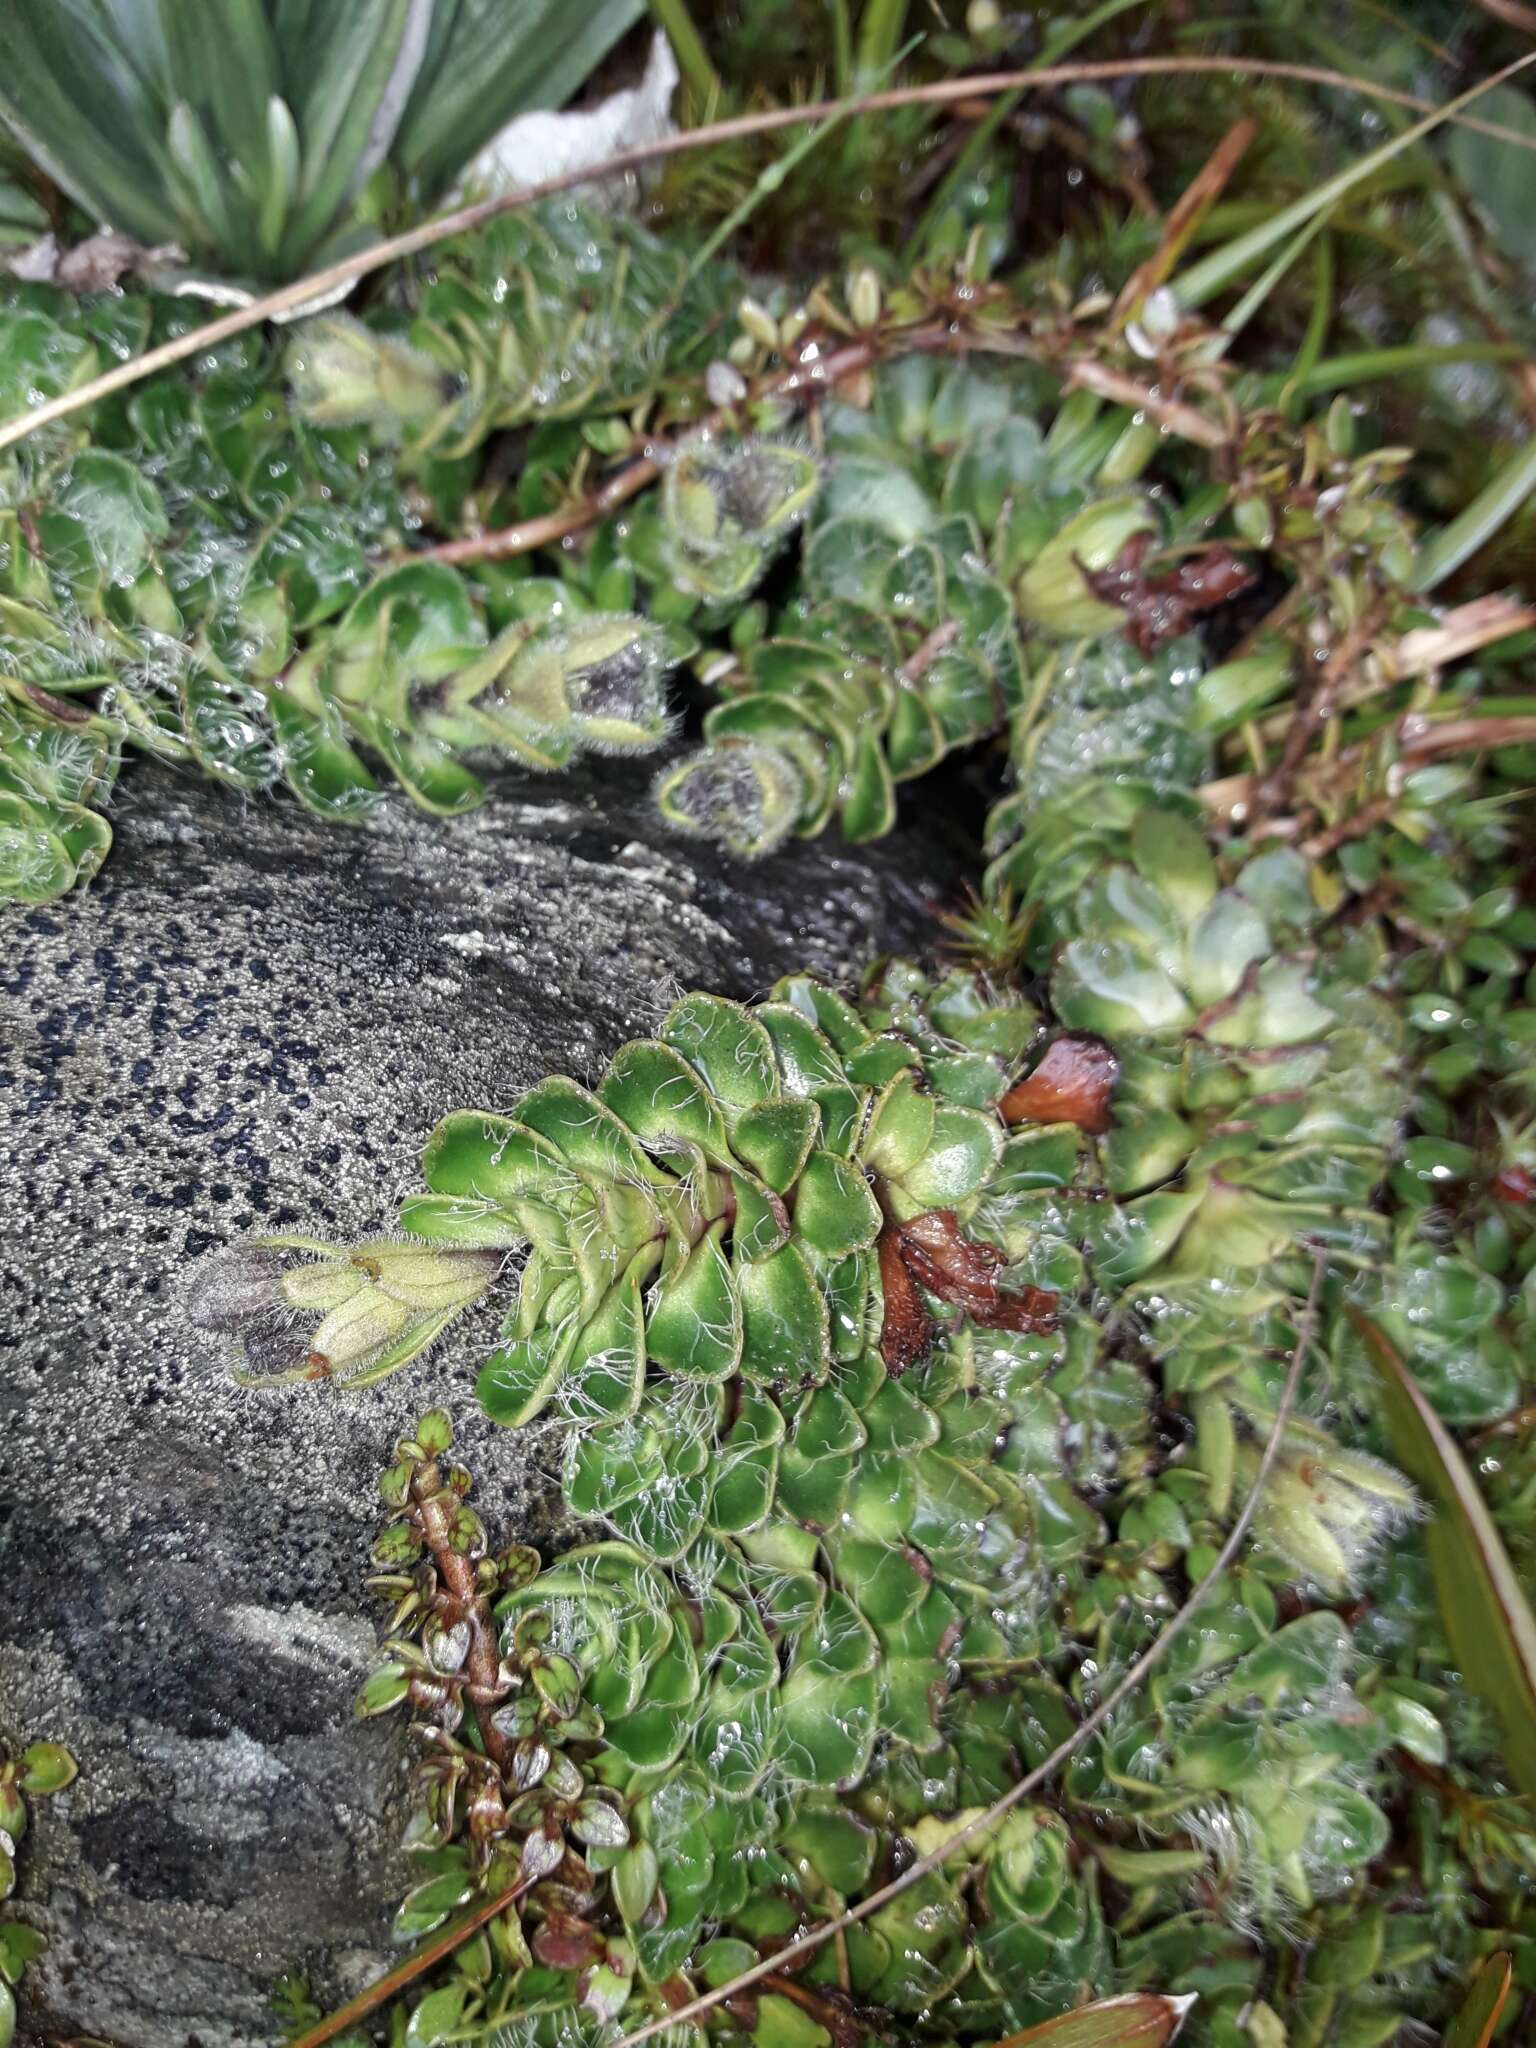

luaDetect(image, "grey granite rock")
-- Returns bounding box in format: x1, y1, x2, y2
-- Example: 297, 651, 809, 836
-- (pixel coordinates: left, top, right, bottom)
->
0, 760, 965, 2048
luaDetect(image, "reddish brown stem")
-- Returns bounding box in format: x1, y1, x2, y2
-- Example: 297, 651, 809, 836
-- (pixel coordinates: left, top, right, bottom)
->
1304, 794, 1395, 859
1203, 713, 1536, 826
1254, 594, 1392, 821
410, 336, 891, 568
409, 314, 1254, 570
759, 1971, 869, 2047
4, 53, 1536, 459
412, 1460, 513, 1772
1475, 0, 1536, 30
899, 618, 964, 685
1061, 358, 1229, 447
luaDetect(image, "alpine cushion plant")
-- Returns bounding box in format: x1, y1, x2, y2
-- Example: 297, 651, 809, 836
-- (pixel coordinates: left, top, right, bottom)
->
0, 200, 742, 898
176, 278, 1536, 2041
196, 946, 1499, 2043
0, 213, 1502, 910
0, 0, 645, 292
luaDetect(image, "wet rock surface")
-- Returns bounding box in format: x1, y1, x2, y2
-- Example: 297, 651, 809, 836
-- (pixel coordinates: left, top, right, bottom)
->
0, 761, 965, 2048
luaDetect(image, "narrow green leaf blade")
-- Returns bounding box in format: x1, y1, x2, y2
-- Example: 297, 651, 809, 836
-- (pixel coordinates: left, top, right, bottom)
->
1414, 435, 1536, 594
0, 0, 176, 242
1444, 1953, 1513, 2048
1174, 55, 1536, 308
283, 0, 430, 263
1450, 81, 1536, 266
1351, 1308, 1536, 1800
393, 0, 645, 196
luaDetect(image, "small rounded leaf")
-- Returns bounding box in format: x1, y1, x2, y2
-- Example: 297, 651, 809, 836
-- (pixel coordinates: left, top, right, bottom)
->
19, 1744, 76, 1797
415, 1409, 454, 1454
531, 1654, 583, 1720
356, 1665, 412, 1718
571, 1796, 631, 1851
521, 1829, 566, 1881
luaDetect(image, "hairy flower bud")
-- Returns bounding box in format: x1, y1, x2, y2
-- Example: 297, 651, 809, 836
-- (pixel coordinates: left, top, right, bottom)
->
663, 439, 820, 600
349, 1239, 505, 1312
184, 1243, 291, 1332
558, 618, 681, 755
187, 1234, 503, 1389
668, 440, 819, 551
285, 315, 448, 440
1241, 1431, 1415, 1591
653, 739, 804, 859
434, 613, 687, 765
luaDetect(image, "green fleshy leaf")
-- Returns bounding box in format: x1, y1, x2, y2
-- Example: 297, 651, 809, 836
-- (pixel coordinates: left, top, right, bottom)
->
736, 1242, 830, 1385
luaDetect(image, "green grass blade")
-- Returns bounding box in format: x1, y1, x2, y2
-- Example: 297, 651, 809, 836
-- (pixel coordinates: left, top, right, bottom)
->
257, 94, 303, 256
163, 0, 282, 169
1444, 1955, 1513, 2048
1352, 1308, 1536, 1801
165, 98, 243, 249
907, 0, 1151, 261
283, 0, 431, 263
1213, 212, 1329, 349
1174, 52, 1536, 309
1413, 434, 1536, 593
1278, 340, 1527, 399
854, 0, 910, 84
647, 0, 720, 109
92, 0, 176, 110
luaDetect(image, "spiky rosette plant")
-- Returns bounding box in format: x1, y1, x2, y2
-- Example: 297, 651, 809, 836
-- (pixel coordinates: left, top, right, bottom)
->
0, 0, 646, 293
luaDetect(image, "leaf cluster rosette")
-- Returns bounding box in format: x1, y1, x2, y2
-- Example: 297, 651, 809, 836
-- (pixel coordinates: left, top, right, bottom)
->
0, 207, 735, 890
266, 940, 1453, 2038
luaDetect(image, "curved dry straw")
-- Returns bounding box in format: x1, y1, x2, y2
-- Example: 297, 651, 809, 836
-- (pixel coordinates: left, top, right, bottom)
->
1, 52, 1535, 456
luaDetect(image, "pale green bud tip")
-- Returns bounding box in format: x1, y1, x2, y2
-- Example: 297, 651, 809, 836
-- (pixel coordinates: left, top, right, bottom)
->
847, 266, 882, 331
286, 315, 447, 438
350, 1239, 504, 1312
737, 296, 781, 351
1246, 1438, 1416, 1592
653, 740, 803, 859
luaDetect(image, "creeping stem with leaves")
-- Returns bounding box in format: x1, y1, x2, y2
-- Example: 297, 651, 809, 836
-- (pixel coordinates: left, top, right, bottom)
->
72, 42, 1520, 2047
157, 228, 1536, 2039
